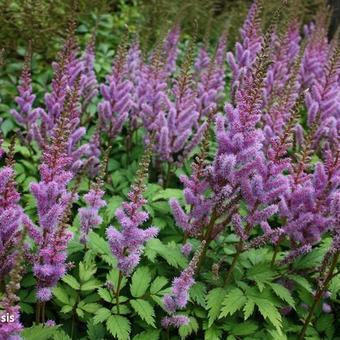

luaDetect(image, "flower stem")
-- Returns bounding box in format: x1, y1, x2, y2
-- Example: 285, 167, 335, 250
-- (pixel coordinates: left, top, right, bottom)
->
299, 251, 339, 340
224, 241, 243, 285
115, 271, 123, 315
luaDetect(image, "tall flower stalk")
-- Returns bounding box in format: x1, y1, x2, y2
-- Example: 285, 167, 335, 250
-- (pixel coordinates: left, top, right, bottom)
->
106, 142, 158, 313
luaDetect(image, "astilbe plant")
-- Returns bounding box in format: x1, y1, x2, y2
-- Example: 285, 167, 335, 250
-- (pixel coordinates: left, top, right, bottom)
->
0, 143, 24, 282
27, 87, 80, 306
10, 47, 38, 143
106, 143, 158, 276
162, 241, 205, 329
98, 42, 133, 140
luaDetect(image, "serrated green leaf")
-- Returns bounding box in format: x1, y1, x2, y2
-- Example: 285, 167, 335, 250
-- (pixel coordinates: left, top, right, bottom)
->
53, 286, 70, 305
98, 287, 113, 303
150, 276, 168, 295
179, 316, 199, 339
53, 330, 72, 340
205, 325, 222, 340
287, 274, 313, 292
62, 275, 80, 290
269, 283, 295, 308
231, 321, 258, 336
61, 305, 73, 313
243, 299, 255, 320
151, 188, 183, 202
130, 299, 156, 327
219, 288, 246, 318
81, 279, 102, 291
252, 297, 282, 330
87, 320, 106, 340
106, 315, 131, 340
94, 307, 111, 324
247, 263, 276, 291
22, 324, 61, 339
130, 267, 152, 297
206, 288, 226, 327
132, 329, 160, 340
190, 282, 207, 307
81, 303, 101, 313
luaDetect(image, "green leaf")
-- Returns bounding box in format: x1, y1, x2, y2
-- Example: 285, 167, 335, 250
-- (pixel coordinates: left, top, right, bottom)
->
219, 288, 246, 318
145, 239, 187, 268
132, 329, 160, 340
53, 286, 70, 305
179, 316, 199, 339
22, 324, 61, 339
151, 188, 183, 202
150, 276, 168, 295
94, 307, 111, 324
130, 267, 152, 298
88, 232, 115, 266
62, 275, 80, 290
190, 282, 207, 307
231, 321, 258, 336
81, 279, 102, 291
61, 305, 73, 313
247, 263, 276, 291
105, 196, 124, 222
206, 288, 226, 327
79, 261, 97, 282
130, 299, 156, 327
243, 299, 255, 320
287, 274, 313, 293
53, 330, 72, 340
87, 320, 106, 340
98, 287, 113, 303
293, 247, 325, 269
81, 303, 101, 313
106, 315, 131, 340
269, 283, 295, 308
205, 325, 222, 340
252, 297, 282, 330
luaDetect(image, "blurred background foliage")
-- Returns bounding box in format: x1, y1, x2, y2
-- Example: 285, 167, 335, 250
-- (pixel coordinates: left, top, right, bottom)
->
0, 0, 337, 105
0, 0, 334, 58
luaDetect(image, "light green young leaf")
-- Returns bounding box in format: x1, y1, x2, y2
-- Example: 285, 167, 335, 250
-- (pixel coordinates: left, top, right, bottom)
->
219, 288, 247, 318
231, 321, 258, 336
130, 299, 156, 327
269, 283, 295, 308
98, 287, 113, 303
150, 276, 168, 295
22, 324, 61, 340
190, 282, 207, 307
130, 267, 152, 297
132, 329, 160, 340
252, 297, 282, 331
206, 288, 227, 327
81, 279, 102, 291
53, 286, 70, 305
106, 315, 131, 340
62, 275, 80, 290
204, 325, 222, 340
179, 316, 199, 339
87, 320, 106, 340
243, 299, 255, 320
94, 307, 111, 324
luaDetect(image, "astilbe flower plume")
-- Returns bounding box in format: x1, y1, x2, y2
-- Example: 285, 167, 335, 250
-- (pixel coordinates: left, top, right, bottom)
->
33, 22, 83, 144
106, 144, 158, 276
227, 0, 263, 101
27, 89, 79, 301
263, 20, 301, 111
163, 24, 181, 75
195, 34, 227, 119
162, 241, 205, 329
0, 145, 23, 281
80, 32, 99, 110
300, 13, 329, 90
98, 42, 133, 139
305, 46, 340, 151
10, 47, 38, 142
79, 149, 110, 244
0, 232, 26, 340
157, 41, 208, 165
